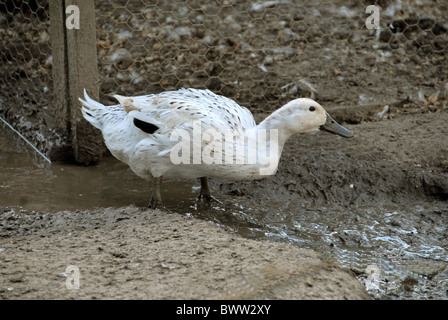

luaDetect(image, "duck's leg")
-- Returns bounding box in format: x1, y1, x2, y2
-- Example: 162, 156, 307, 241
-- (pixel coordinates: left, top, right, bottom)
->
149, 176, 163, 209
197, 177, 223, 204
199, 177, 212, 200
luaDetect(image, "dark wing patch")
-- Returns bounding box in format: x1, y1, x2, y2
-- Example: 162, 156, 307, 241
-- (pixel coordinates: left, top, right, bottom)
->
133, 118, 160, 134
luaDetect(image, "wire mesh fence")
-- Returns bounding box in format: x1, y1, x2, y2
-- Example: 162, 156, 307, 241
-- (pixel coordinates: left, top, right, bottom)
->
1, 0, 447, 161
0, 0, 50, 107
94, 0, 448, 114
0, 0, 56, 159
0, 0, 448, 162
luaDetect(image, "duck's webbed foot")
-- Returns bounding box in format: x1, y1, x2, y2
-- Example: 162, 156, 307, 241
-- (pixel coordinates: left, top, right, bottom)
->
149, 197, 163, 209
196, 177, 223, 205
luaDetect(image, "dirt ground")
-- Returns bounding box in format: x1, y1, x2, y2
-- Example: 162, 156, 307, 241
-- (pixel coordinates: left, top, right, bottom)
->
0, 206, 370, 300
1, 106, 446, 300
0, 0, 447, 300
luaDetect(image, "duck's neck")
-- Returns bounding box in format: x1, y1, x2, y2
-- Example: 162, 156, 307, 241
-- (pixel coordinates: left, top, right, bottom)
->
257, 108, 295, 154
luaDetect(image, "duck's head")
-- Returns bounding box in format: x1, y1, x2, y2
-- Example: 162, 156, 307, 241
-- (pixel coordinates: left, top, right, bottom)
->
282, 98, 353, 138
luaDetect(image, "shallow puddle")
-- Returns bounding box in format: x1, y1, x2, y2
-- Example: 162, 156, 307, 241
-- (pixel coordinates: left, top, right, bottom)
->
0, 127, 198, 212
1, 125, 447, 299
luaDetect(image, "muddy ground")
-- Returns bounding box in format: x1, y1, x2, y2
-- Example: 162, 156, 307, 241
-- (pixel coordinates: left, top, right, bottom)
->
1, 106, 447, 300
0, 206, 370, 300
0, 0, 447, 300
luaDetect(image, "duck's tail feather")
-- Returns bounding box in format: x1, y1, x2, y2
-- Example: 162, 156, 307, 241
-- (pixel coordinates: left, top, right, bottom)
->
79, 89, 106, 130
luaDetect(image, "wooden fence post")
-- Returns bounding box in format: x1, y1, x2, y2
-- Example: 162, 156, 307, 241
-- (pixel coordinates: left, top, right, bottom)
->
49, 0, 104, 164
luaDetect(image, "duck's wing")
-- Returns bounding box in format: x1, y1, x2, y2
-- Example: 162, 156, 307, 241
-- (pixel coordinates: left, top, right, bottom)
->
166, 89, 256, 129
123, 88, 256, 135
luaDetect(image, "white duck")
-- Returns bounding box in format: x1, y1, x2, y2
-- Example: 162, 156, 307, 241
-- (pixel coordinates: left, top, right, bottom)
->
79, 88, 353, 208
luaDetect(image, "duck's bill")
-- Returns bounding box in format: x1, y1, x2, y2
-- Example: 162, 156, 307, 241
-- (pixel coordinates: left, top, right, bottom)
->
320, 113, 354, 138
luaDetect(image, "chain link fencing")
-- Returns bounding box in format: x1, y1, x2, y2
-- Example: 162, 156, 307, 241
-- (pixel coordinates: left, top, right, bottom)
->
1, 0, 447, 158
94, 0, 448, 116
0, 0, 56, 159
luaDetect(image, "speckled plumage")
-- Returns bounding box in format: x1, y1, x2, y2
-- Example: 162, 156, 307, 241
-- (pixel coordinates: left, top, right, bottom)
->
79, 88, 353, 207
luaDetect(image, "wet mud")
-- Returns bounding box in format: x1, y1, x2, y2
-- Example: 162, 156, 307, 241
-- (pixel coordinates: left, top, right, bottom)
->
1, 107, 447, 299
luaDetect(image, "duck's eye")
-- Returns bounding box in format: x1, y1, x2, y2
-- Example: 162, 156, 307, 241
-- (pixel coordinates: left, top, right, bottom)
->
309, 106, 316, 112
